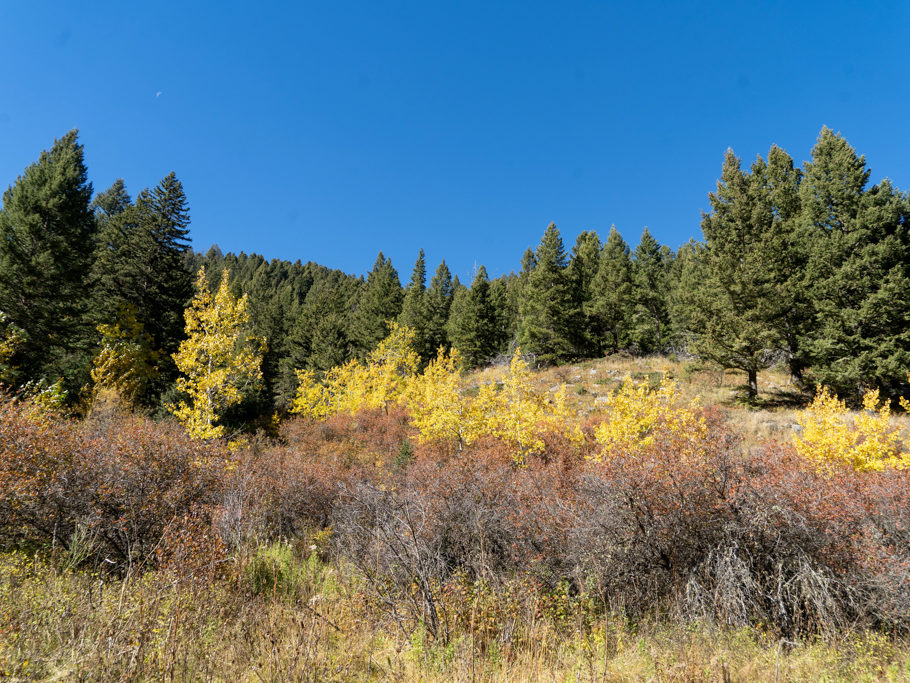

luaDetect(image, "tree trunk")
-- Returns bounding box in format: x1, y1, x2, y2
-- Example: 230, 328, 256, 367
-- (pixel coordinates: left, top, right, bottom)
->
747, 368, 758, 401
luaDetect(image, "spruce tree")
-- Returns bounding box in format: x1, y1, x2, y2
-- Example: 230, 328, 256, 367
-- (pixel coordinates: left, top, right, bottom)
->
517, 223, 578, 364
447, 265, 499, 368
630, 228, 671, 353
798, 128, 910, 400
588, 226, 633, 353
0, 130, 95, 389
92, 179, 132, 222
91, 173, 193, 390
685, 149, 786, 400
424, 259, 454, 356
398, 249, 431, 361
351, 252, 403, 357
567, 230, 603, 355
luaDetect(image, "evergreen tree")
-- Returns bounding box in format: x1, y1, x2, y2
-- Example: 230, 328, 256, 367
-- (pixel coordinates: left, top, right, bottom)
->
398, 249, 432, 361
0, 130, 95, 389
517, 223, 578, 364
424, 259, 454, 356
684, 149, 786, 400
447, 265, 499, 368
351, 252, 403, 357
92, 179, 132, 222
798, 128, 910, 400
91, 172, 193, 397
567, 230, 603, 355
489, 275, 516, 355
588, 226, 633, 353
630, 228, 671, 352
762, 145, 806, 380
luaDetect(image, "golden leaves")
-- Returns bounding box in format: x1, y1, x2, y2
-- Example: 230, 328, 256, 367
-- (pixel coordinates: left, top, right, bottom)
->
170, 267, 264, 440
794, 384, 908, 472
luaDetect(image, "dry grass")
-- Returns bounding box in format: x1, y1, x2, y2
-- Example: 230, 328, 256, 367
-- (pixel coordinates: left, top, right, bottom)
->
2, 549, 908, 682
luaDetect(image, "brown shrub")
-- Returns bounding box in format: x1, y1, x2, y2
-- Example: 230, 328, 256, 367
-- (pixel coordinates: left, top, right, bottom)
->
0, 397, 227, 571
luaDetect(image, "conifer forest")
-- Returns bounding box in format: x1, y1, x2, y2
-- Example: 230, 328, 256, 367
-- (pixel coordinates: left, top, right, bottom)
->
1, 128, 910, 680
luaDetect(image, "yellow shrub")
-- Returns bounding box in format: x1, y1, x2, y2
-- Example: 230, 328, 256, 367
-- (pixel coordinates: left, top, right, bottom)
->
590, 375, 705, 462
290, 368, 331, 419
404, 347, 484, 448
795, 385, 907, 472
291, 322, 419, 418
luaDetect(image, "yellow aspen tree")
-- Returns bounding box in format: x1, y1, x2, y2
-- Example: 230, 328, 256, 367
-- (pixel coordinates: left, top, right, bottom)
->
170, 267, 265, 439
794, 385, 907, 472
0, 311, 25, 385
90, 304, 159, 407
591, 375, 705, 462
290, 368, 331, 419
485, 349, 580, 465
291, 321, 419, 418
404, 347, 485, 449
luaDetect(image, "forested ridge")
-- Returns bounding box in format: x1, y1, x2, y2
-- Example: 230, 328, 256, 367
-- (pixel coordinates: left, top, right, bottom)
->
1, 126, 908, 425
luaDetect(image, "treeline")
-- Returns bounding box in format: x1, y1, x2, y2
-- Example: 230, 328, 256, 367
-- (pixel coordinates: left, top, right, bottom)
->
0, 127, 908, 420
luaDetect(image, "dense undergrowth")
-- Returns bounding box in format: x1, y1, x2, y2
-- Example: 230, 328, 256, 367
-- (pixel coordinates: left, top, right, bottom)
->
2, 360, 910, 680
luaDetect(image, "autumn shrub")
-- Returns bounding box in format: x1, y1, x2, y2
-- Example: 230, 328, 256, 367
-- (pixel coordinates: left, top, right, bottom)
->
572, 412, 910, 636
794, 384, 908, 471
218, 442, 346, 547
0, 396, 227, 570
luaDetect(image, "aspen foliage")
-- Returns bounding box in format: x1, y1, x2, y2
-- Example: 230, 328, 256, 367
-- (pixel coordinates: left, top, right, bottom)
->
590, 375, 705, 462
91, 304, 159, 407
170, 267, 264, 440
794, 385, 908, 472
291, 321, 419, 418
405, 346, 580, 463
0, 311, 25, 385
481, 349, 581, 464
403, 347, 484, 449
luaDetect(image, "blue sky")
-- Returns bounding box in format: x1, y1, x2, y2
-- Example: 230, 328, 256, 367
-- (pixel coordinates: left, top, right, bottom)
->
1, 1, 907, 283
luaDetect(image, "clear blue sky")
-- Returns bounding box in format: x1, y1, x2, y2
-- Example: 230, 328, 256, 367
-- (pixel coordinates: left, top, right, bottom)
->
1, 1, 907, 283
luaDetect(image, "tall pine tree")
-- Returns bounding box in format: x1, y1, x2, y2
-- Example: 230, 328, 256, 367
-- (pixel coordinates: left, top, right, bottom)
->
685, 150, 786, 400
517, 223, 578, 364
567, 230, 602, 356
447, 265, 499, 368
630, 228, 671, 353
398, 249, 432, 362
798, 128, 910, 400
351, 252, 403, 357
588, 226, 633, 353
424, 259, 454, 357
0, 130, 96, 390
91, 172, 193, 395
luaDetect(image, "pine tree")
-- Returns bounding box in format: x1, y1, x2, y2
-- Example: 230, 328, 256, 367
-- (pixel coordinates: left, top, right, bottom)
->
0, 130, 95, 390
351, 252, 403, 357
588, 226, 633, 353
517, 223, 578, 364
684, 149, 786, 400
447, 265, 499, 368
798, 128, 910, 400
630, 228, 671, 353
398, 249, 432, 361
567, 230, 603, 355
91, 172, 193, 369
762, 145, 806, 380
424, 260, 454, 355
170, 267, 264, 439
92, 179, 132, 224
